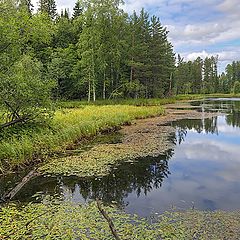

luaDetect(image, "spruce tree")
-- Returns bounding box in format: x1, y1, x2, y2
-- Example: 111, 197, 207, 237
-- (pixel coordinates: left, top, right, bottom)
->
73, 1, 82, 19
38, 0, 57, 20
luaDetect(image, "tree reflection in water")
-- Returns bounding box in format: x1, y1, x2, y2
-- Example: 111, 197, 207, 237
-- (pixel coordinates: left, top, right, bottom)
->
59, 147, 174, 206
15, 147, 175, 207
13, 99, 240, 211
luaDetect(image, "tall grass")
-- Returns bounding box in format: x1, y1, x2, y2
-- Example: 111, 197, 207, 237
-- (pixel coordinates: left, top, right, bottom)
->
57, 94, 240, 109
0, 105, 164, 172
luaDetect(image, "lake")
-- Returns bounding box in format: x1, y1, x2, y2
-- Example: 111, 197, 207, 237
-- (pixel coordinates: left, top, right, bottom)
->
4, 98, 240, 217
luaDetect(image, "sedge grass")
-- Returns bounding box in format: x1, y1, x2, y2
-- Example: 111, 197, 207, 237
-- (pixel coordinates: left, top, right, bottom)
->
57, 94, 240, 109
0, 105, 165, 173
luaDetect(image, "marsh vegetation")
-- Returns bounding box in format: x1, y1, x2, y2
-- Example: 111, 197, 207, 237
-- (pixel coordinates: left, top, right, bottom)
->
1, 0, 240, 238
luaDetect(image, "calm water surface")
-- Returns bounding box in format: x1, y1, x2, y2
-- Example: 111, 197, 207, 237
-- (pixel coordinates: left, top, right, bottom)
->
3, 99, 240, 217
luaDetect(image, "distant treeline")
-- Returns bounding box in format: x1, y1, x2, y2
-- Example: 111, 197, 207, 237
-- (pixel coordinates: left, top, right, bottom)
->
175, 56, 240, 95
1, 0, 240, 106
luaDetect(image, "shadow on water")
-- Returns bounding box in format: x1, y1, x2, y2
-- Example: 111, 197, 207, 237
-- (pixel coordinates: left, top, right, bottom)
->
1, 98, 240, 217
11, 147, 175, 206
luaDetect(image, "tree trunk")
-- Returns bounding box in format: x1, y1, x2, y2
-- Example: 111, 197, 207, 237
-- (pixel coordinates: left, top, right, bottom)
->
0, 116, 29, 129
88, 72, 91, 102
111, 63, 114, 90
4, 170, 40, 201
93, 81, 96, 102
103, 71, 106, 100
169, 72, 173, 95
130, 57, 134, 82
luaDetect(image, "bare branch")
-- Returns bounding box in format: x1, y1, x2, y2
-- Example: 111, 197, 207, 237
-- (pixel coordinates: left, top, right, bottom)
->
96, 199, 121, 240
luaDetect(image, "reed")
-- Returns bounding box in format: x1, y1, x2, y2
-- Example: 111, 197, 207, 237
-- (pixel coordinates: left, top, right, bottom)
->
0, 105, 164, 173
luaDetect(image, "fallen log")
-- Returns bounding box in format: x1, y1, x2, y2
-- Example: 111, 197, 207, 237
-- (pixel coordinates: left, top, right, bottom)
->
0, 117, 29, 129
3, 170, 40, 201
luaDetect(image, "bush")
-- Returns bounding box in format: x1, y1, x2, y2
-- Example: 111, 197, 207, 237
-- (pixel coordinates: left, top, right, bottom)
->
0, 55, 55, 127
232, 81, 240, 94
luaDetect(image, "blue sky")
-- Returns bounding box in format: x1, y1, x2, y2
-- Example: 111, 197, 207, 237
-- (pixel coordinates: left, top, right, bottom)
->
32, 0, 240, 72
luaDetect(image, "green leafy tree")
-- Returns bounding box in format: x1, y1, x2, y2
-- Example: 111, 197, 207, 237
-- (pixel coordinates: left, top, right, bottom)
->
232, 81, 240, 94
0, 55, 55, 127
202, 56, 218, 93
225, 61, 240, 93
19, 0, 33, 15
53, 14, 75, 48
0, 1, 55, 127
48, 45, 79, 99
149, 15, 175, 97
192, 57, 203, 94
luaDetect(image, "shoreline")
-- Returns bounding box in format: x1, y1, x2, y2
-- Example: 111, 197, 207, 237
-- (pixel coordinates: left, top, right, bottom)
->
23, 104, 222, 178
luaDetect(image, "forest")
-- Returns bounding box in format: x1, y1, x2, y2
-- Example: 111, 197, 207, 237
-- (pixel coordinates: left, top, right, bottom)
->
1, 1, 240, 239
1, 0, 240, 106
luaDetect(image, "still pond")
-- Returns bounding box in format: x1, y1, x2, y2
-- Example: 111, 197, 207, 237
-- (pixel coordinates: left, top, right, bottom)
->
2, 98, 240, 217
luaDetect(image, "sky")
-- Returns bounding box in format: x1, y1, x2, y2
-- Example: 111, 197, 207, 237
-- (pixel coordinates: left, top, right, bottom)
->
32, 0, 240, 72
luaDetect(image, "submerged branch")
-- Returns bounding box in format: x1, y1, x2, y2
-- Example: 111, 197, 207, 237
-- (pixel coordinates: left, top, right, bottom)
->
3, 170, 40, 201
96, 199, 121, 240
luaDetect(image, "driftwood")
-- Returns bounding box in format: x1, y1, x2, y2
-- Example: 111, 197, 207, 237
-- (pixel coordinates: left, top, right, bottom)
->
0, 117, 29, 129
96, 199, 121, 240
3, 170, 40, 201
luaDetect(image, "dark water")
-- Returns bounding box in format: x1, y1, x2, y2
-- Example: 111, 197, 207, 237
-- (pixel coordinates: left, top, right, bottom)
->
2, 98, 240, 217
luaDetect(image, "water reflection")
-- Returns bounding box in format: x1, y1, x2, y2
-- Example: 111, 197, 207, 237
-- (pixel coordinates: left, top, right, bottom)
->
172, 117, 219, 144
17, 148, 174, 207
5, 99, 240, 216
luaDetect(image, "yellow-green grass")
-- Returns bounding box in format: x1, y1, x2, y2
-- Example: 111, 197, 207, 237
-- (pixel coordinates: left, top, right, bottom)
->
0, 105, 164, 173
57, 94, 240, 108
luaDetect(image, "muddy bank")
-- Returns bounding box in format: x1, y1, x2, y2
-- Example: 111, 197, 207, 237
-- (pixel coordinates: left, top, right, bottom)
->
39, 105, 220, 177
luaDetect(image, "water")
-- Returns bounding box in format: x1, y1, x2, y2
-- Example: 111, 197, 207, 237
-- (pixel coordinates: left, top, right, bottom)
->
2, 98, 240, 217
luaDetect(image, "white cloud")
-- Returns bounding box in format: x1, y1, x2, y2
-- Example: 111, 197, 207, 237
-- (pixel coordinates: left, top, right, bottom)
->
184, 49, 240, 62
217, 0, 240, 19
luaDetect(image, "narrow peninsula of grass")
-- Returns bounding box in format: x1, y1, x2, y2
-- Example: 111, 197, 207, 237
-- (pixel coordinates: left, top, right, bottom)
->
0, 105, 165, 173
57, 94, 240, 109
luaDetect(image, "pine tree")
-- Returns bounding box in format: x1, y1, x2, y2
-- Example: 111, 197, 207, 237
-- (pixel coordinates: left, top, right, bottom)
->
129, 9, 150, 98
38, 0, 57, 20
73, 1, 82, 19
192, 57, 203, 94
149, 16, 175, 96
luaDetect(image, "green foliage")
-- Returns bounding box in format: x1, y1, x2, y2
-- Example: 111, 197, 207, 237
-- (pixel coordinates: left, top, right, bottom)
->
48, 45, 79, 98
73, 0, 82, 19
1, 200, 240, 239
232, 81, 240, 94
0, 201, 163, 239
38, 0, 58, 20
0, 105, 164, 172
174, 55, 219, 95
0, 55, 55, 125
0, 1, 55, 128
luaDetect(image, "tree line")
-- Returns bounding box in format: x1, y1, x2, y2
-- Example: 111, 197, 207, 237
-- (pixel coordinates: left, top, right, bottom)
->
0, 0, 240, 127
174, 56, 240, 95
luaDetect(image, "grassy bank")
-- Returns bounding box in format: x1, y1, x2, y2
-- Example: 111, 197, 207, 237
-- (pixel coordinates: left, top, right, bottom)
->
1, 93, 239, 173
0, 105, 164, 173
57, 93, 240, 108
